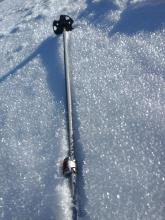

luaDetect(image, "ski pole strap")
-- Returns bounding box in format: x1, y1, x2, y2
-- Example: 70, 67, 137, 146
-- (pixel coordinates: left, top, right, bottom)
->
53, 15, 74, 35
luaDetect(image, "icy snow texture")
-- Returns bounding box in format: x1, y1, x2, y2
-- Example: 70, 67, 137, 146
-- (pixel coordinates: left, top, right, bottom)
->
71, 25, 165, 220
0, 0, 165, 220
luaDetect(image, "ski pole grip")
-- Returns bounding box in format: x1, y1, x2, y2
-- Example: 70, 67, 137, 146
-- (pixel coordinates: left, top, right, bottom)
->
53, 15, 74, 35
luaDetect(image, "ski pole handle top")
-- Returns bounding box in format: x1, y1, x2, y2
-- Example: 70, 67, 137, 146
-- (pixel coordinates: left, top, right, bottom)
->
53, 15, 74, 35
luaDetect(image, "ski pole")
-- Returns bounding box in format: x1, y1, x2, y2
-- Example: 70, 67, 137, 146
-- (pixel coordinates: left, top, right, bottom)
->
53, 15, 78, 220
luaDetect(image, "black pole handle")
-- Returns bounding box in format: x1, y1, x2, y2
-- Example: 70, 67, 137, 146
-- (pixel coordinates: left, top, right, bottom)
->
53, 15, 74, 35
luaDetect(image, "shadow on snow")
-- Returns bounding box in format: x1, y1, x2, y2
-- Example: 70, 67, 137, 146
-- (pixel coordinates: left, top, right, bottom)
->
0, 36, 65, 103
78, 0, 118, 25
110, 3, 165, 35
78, 0, 165, 35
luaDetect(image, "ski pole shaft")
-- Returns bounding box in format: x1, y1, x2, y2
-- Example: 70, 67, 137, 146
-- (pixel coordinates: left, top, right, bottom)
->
53, 15, 78, 220
63, 26, 78, 220
53, 14, 75, 159
63, 29, 74, 159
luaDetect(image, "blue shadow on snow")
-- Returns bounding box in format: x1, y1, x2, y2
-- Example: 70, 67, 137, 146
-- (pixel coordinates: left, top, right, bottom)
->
78, 0, 118, 25
0, 36, 65, 103
110, 3, 165, 35
78, 1, 165, 36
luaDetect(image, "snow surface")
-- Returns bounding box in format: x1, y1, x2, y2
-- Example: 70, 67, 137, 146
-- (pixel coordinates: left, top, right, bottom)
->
0, 0, 165, 220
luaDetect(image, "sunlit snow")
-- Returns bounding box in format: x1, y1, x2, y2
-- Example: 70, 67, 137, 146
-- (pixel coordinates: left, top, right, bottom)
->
0, 0, 165, 220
